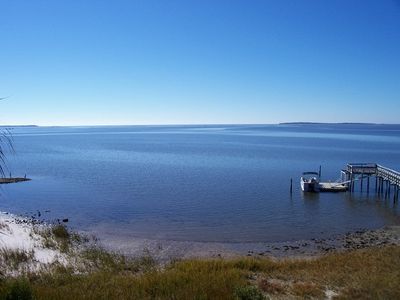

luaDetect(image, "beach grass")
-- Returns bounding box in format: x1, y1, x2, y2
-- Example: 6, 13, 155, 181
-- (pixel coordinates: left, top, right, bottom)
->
1, 245, 400, 299
0, 248, 35, 270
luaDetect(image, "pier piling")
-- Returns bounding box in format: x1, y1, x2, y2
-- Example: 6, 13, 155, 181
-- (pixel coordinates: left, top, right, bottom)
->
290, 178, 293, 194
360, 171, 364, 193
385, 181, 388, 199
344, 163, 400, 200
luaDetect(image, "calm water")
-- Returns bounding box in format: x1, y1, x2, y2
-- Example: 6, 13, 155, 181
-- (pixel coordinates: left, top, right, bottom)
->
1, 124, 400, 243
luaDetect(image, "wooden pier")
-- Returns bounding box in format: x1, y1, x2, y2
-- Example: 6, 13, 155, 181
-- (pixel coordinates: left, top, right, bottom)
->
0, 177, 31, 184
341, 163, 400, 202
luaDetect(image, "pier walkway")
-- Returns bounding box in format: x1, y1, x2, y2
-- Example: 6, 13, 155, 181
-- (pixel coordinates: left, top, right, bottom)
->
0, 177, 31, 184
341, 163, 400, 201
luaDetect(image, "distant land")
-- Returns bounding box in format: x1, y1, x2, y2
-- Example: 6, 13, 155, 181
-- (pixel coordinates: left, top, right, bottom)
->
278, 122, 394, 125
0, 123, 399, 128
0, 125, 38, 128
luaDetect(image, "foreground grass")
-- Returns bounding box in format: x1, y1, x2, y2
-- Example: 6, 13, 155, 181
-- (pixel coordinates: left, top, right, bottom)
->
1, 245, 400, 299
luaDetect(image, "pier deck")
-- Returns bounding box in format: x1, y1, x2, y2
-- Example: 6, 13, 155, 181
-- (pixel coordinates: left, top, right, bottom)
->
341, 163, 400, 201
0, 177, 31, 184
319, 182, 347, 192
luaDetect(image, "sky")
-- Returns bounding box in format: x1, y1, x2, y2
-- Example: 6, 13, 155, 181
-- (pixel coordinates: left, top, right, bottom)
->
1, 0, 399, 125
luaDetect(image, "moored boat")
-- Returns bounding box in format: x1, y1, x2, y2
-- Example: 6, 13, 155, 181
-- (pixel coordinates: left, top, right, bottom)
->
301, 172, 320, 192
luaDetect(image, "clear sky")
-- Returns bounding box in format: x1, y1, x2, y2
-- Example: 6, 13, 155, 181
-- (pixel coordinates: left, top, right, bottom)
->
1, 0, 399, 125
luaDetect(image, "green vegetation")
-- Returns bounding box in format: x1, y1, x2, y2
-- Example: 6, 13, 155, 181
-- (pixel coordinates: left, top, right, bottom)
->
51, 225, 69, 240
1, 278, 33, 300
234, 285, 266, 300
33, 224, 87, 254
1, 244, 400, 299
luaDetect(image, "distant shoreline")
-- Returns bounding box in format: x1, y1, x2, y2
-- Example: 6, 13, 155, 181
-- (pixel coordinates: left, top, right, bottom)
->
1, 123, 400, 128
278, 122, 395, 125
0, 125, 38, 128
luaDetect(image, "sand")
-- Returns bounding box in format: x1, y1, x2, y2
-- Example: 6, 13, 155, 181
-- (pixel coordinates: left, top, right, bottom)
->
0, 212, 66, 275
2, 210, 400, 268
92, 224, 400, 262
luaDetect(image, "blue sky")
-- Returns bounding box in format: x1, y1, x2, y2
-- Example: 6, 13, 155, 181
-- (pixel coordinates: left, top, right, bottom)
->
1, 0, 399, 125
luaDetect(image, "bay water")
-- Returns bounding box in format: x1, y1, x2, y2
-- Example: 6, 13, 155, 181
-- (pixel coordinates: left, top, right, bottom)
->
1, 124, 400, 243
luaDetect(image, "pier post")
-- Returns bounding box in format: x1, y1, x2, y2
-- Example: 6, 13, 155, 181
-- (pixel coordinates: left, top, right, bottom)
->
351, 174, 354, 193
375, 176, 378, 193
388, 183, 391, 198
379, 177, 382, 195
360, 171, 364, 193
384, 181, 387, 199
349, 173, 352, 193
382, 179, 385, 195
367, 176, 370, 194
290, 178, 293, 194
382, 180, 387, 199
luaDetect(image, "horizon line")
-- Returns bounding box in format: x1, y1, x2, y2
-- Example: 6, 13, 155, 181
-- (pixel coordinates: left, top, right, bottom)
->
1, 122, 400, 128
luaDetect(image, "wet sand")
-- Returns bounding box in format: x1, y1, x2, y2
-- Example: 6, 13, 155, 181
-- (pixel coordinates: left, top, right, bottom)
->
94, 225, 400, 262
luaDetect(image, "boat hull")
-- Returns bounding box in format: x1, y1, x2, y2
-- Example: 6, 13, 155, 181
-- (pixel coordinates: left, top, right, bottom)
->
301, 179, 320, 192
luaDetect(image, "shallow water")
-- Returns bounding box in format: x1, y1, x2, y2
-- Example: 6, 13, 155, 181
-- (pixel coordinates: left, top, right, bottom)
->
1, 124, 400, 243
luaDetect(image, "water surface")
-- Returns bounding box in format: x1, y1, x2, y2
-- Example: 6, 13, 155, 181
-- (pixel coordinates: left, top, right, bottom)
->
1, 124, 400, 243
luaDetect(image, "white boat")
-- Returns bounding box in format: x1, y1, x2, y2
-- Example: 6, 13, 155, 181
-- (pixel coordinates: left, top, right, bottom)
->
301, 172, 320, 192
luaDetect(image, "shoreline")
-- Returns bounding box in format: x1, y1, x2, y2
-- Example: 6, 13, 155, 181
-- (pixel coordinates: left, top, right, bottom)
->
2, 211, 400, 263
93, 225, 400, 262
2, 211, 400, 298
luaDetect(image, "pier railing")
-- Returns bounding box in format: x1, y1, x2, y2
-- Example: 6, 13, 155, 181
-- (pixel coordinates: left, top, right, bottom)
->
376, 165, 400, 186
346, 163, 400, 186
343, 163, 400, 201
346, 163, 377, 175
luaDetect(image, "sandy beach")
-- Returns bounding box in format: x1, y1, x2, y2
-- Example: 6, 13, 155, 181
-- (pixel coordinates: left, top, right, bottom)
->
0, 212, 68, 275
94, 224, 400, 262
2, 211, 400, 270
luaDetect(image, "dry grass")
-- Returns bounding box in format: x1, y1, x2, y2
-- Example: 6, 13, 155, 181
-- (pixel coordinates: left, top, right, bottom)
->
291, 282, 324, 298
242, 245, 400, 299
0, 248, 34, 270
1, 244, 400, 299
0, 221, 9, 231
27, 259, 246, 300
33, 224, 88, 254
258, 278, 287, 295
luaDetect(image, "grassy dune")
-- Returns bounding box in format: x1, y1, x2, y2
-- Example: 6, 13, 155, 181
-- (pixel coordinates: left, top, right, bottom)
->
1, 245, 400, 299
